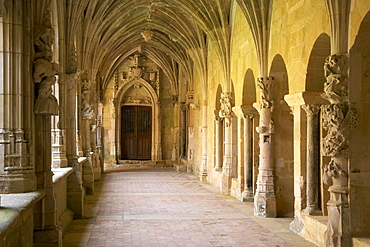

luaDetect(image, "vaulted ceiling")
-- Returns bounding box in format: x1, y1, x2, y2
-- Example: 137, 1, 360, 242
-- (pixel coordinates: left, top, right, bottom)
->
49, 0, 272, 94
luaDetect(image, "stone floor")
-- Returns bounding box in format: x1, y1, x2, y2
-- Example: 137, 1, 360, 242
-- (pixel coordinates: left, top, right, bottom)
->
63, 168, 317, 247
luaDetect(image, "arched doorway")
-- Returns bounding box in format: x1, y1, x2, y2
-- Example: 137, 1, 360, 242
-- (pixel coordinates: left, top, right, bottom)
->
121, 105, 152, 159
116, 78, 162, 162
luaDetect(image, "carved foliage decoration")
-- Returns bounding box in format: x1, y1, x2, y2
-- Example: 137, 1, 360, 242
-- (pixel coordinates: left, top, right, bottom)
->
320, 54, 358, 157
322, 54, 348, 104
34, 10, 59, 115
219, 92, 233, 118
321, 103, 357, 156
257, 77, 274, 109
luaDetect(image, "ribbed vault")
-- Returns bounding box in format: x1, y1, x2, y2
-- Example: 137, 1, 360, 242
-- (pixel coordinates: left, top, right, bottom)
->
59, 0, 233, 96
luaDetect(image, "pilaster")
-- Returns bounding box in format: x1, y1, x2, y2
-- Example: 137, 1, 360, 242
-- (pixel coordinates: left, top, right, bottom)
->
214, 111, 223, 172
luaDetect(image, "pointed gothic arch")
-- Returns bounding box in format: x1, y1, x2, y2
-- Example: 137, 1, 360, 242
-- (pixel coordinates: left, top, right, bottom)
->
115, 77, 162, 162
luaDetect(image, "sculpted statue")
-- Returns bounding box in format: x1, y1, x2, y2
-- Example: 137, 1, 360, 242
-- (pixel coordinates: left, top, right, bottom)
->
33, 11, 60, 115
34, 76, 58, 115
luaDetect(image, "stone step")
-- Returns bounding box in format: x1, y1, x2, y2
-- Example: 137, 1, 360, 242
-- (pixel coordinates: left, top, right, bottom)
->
353, 237, 370, 247
174, 163, 187, 172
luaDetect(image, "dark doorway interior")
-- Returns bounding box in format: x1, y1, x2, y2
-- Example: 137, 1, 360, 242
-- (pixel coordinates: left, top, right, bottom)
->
121, 106, 152, 160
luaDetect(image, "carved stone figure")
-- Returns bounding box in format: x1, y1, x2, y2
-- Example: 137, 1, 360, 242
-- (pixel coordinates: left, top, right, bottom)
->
257, 77, 274, 109
81, 81, 94, 120
322, 54, 348, 104
219, 92, 232, 118
35, 76, 59, 115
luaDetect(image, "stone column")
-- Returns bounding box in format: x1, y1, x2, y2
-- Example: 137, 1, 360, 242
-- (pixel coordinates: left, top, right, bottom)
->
219, 92, 233, 195
214, 111, 223, 171
80, 79, 95, 194
254, 77, 276, 217
0, 0, 36, 194
302, 104, 320, 215
200, 102, 208, 181
321, 54, 357, 247
51, 78, 68, 168
242, 113, 255, 202
32, 10, 60, 243
63, 72, 85, 218
232, 105, 256, 201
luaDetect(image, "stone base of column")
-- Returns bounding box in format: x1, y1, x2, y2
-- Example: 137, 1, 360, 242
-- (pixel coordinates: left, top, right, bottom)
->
254, 192, 276, 217
302, 205, 321, 215
67, 157, 85, 219
221, 174, 231, 195
34, 228, 62, 247
241, 189, 254, 202
0, 172, 36, 193
325, 191, 351, 247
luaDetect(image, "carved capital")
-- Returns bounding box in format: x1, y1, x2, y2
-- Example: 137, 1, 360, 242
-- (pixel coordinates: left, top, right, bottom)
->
302, 104, 320, 116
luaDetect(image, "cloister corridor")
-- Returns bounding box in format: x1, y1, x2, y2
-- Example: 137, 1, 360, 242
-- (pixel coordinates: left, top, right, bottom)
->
62, 168, 315, 247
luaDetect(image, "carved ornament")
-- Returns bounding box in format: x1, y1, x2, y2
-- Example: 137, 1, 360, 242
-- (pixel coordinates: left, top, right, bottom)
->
322, 54, 348, 104
257, 77, 274, 110
219, 92, 233, 118
322, 159, 347, 186
321, 103, 357, 157
33, 11, 59, 115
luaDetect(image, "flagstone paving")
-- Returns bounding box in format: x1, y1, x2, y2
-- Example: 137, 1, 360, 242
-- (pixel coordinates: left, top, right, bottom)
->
63, 168, 316, 247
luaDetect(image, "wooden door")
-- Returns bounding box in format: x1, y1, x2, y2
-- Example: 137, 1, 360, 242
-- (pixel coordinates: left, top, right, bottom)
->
121, 106, 152, 160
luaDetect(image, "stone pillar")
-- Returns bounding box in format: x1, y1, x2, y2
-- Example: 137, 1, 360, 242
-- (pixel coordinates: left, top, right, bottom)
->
320, 54, 357, 247
200, 103, 208, 181
0, 0, 36, 194
214, 111, 223, 171
219, 92, 233, 195
254, 77, 276, 217
284, 92, 328, 232
302, 104, 320, 215
63, 72, 85, 218
51, 79, 68, 168
242, 113, 255, 202
232, 105, 256, 201
171, 100, 179, 162
32, 10, 60, 243
80, 79, 94, 194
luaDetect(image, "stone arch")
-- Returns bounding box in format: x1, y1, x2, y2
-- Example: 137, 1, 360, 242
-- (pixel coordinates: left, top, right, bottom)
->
115, 78, 162, 162
306, 33, 331, 92
269, 54, 294, 217
349, 10, 370, 237
242, 69, 256, 105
